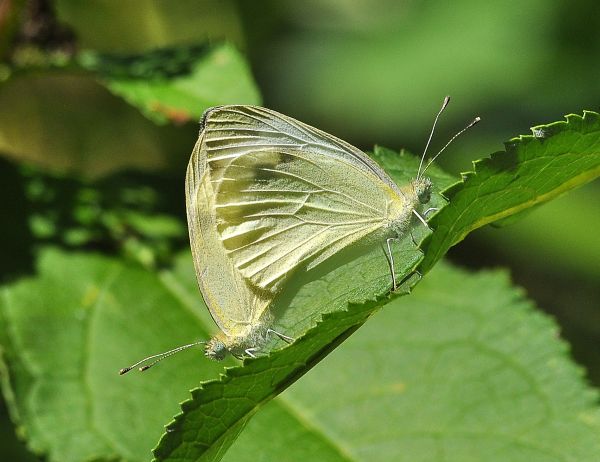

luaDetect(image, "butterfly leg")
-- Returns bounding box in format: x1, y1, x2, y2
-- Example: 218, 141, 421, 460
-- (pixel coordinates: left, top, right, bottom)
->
267, 328, 294, 344
244, 347, 259, 358
385, 237, 397, 291
423, 207, 439, 218
412, 209, 431, 230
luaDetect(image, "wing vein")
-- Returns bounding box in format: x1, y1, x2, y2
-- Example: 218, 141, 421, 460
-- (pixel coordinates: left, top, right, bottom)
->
256, 167, 383, 215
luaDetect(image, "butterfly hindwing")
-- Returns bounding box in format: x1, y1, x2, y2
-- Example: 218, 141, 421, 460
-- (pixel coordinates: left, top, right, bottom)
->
186, 140, 270, 335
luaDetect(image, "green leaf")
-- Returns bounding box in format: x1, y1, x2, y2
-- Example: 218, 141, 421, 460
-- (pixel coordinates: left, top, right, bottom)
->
420, 111, 600, 272
0, 249, 228, 462
224, 262, 600, 462
7, 249, 595, 462
83, 43, 261, 125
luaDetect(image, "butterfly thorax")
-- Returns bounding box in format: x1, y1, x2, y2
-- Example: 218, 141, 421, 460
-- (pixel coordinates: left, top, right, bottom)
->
386, 176, 433, 238
205, 321, 270, 361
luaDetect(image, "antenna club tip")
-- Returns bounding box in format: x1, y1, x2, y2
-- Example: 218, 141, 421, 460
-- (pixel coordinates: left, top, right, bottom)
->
139, 365, 150, 372
119, 367, 131, 375
469, 117, 481, 128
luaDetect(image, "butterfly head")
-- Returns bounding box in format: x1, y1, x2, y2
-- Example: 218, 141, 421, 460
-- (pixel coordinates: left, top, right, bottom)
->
413, 177, 433, 205
205, 336, 228, 361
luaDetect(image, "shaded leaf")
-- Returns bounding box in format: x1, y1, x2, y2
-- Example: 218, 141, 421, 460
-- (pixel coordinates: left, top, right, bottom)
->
0, 43, 260, 178
0, 249, 226, 462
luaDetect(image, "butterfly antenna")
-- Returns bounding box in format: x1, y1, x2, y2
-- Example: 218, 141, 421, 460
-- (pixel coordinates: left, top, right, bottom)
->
416, 95, 451, 180
119, 341, 205, 375
421, 116, 481, 176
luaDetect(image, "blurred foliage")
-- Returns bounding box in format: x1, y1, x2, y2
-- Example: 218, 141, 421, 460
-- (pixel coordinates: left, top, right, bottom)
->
0, 73, 198, 178
0, 0, 598, 461
89, 43, 262, 125
0, 43, 259, 178
55, 0, 245, 52
23, 166, 188, 268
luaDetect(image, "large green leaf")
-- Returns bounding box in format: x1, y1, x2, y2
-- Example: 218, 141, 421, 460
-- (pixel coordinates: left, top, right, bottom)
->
3, 251, 599, 462
224, 262, 600, 461
0, 249, 228, 462
0, 236, 421, 462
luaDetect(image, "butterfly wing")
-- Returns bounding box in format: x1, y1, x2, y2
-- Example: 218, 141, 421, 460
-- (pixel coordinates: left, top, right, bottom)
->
200, 105, 400, 192
200, 105, 406, 293
186, 139, 268, 336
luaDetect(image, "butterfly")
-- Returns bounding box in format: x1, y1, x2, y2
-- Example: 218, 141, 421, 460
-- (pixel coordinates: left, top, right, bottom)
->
119, 97, 478, 372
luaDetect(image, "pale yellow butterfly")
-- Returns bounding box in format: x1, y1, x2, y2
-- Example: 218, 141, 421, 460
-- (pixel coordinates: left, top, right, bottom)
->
119, 97, 478, 372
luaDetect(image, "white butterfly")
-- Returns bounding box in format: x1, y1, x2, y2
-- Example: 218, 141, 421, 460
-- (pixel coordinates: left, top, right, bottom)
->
119, 98, 478, 370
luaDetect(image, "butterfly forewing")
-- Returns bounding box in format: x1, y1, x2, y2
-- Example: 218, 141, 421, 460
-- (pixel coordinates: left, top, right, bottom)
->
201, 105, 400, 191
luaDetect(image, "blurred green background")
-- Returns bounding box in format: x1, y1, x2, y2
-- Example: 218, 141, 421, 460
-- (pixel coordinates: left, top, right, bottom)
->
0, 0, 598, 460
